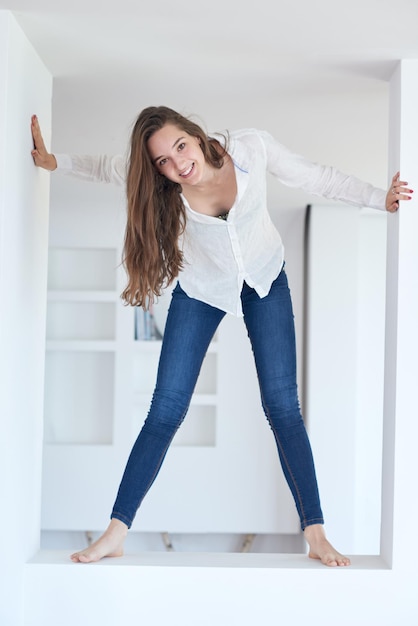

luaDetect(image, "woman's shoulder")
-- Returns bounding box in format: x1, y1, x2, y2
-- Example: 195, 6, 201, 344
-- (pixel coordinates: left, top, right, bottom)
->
211, 128, 266, 143
227, 128, 268, 144
230, 128, 263, 138
228, 129, 271, 169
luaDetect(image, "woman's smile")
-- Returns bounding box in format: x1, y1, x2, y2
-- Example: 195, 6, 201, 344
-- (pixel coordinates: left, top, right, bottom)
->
180, 163, 195, 178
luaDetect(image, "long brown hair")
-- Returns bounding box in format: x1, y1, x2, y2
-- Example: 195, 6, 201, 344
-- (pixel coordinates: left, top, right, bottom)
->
122, 106, 226, 308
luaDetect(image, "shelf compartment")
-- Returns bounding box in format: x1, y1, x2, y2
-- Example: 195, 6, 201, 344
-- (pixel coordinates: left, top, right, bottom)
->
48, 291, 118, 302
133, 351, 217, 396
133, 340, 218, 353
44, 351, 115, 445
173, 405, 216, 447
134, 392, 218, 406
48, 247, 118, 291
46, 340, 117, 352
46, 301, 116, 341
133, 403, 216, 447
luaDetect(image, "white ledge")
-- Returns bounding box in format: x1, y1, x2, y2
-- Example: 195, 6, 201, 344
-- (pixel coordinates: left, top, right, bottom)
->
27, 549, 389, 570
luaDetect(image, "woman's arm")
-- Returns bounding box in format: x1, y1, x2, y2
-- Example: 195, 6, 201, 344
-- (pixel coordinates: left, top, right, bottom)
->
260, 130, 413, 213
31, 115, 126, 186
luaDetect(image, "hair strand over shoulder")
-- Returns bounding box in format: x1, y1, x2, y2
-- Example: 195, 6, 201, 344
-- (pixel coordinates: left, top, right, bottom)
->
121, 105, 227, 309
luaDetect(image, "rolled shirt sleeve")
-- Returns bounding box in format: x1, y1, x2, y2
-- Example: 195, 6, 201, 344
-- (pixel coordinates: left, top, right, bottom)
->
55, 154, 126, 187
260, 130, 386, 211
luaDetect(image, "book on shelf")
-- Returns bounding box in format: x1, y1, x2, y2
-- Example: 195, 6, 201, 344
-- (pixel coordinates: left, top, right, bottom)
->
134, 307, 163, 341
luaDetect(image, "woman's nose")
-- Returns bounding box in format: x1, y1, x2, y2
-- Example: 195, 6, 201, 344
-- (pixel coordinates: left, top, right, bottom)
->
173, 154, 186, 171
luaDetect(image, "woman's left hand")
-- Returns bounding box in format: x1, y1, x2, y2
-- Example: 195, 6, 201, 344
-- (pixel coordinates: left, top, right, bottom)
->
386, 172, 414, 213
31, 115, 57, 171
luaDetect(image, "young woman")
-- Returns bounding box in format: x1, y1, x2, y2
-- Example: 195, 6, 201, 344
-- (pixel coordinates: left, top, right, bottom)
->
31, 108, 412, 566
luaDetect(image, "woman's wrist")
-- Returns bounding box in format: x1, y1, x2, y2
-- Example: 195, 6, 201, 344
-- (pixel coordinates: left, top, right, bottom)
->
47, 154, 58, 171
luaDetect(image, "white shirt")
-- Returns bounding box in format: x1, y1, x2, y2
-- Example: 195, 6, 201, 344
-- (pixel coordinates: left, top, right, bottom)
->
55, 128, 386, 316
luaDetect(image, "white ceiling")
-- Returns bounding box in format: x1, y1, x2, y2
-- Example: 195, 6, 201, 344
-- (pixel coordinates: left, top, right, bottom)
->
2, 0, 418, 153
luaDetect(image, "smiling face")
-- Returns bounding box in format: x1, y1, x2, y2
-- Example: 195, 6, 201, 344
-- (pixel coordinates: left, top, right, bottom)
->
147, 123, 207, 187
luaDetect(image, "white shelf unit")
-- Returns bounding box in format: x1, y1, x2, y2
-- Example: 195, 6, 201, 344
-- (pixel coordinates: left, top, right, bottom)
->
44, 247, 120, 447
42, 197, 298, 535
132, 339, 219, 448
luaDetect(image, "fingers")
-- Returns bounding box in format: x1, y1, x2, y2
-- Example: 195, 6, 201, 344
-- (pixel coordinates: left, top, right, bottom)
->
31, 114, 46, 153
31, 149, 43, 167
386, 171, 414, 213
30, 115, 57, 170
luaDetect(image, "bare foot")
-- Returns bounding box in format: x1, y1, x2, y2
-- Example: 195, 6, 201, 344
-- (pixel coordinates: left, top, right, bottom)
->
304, 524, 351, 567
70, 519, 128, 563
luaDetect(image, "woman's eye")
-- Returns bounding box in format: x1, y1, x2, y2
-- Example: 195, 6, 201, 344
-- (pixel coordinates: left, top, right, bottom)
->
159, 158, 167, 167
178, 142, 185, 151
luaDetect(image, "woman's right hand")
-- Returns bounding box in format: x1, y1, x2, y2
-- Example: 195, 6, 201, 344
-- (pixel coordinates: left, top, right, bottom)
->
385, 171, 413, 213
31, 115, 57, 170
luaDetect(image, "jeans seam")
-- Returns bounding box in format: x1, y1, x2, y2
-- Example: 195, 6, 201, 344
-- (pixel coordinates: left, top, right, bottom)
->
243, 271, 322, 531
268, 415, 324, 529
112, 409, 188, 528
111, 284, 224, 529
264, 404, 308, 529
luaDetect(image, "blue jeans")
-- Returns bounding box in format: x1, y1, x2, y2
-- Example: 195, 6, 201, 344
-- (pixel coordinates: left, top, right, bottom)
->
111, 268, 324, 530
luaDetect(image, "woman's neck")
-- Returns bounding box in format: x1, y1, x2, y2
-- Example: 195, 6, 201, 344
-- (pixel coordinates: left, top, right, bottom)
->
181, 155, 237, 217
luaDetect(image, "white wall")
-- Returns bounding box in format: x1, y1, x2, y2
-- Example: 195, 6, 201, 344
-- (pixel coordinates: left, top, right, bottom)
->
381, 60, 418, 567
306, 205, 386, 554
0, 11, 51, 626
